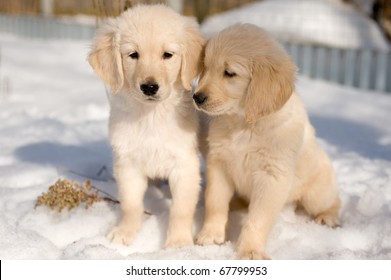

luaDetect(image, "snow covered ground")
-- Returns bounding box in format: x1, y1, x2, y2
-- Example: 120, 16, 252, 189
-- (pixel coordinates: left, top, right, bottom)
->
0, 34, 390, 260
202, 0, 390, 50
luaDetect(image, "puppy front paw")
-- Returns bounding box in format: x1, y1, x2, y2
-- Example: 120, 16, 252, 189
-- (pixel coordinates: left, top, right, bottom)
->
315, 214, 341, 228
196, 227, 225, 245
107, 225, 138, 245
237, 249, 271, 260
236, 232, 270, 260
164, 232, 193, 248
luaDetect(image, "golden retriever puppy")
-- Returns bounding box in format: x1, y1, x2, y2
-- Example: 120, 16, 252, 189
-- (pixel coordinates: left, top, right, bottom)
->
88, 4, 204, 248
193, 24, 340, 259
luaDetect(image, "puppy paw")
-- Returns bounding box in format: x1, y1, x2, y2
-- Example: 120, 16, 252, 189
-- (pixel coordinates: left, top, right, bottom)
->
237, 250, 271, 260
107, 226, 137, 245
164, 233, 193, 249
236, 231, 270, 260
196, 228, 225, 245
315, 214, 341, 228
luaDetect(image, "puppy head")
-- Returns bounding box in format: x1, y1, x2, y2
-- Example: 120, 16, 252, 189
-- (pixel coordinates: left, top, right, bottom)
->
88, 4, 204, 103
194, 24, 296, 123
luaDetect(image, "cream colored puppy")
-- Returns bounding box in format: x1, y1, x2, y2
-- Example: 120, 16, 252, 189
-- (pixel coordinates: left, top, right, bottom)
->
193, 24, 340, 259
88, 5, 204, 248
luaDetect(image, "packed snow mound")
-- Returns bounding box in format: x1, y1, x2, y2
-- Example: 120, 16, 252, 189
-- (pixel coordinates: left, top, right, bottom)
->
202, 0, 390, 50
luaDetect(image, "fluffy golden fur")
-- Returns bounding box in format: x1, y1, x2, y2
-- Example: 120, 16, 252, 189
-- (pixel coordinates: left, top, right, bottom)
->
194, 24, 340, 259
88, 4, 204, 248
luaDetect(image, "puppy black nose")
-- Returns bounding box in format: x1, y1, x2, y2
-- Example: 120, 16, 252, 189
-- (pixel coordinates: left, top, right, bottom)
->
193, 92, 207, 105
140, 82, 159, 96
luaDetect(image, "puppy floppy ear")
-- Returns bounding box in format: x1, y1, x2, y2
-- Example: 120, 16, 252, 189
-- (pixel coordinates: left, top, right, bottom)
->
88, 18, 123, 94
245, 50, 296, 124
181, 18, 205, 91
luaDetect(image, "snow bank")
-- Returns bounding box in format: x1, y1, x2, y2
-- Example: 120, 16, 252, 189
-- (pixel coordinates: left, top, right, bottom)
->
202, 0, 390, 50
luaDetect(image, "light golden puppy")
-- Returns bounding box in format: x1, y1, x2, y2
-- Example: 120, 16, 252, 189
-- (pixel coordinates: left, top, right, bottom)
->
193, 24, 340, 259
88, 4, 204, 248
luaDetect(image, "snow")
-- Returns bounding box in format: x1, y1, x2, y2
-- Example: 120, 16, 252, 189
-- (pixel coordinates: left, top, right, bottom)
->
201, 0, 390, 50
0, 33, 390, 260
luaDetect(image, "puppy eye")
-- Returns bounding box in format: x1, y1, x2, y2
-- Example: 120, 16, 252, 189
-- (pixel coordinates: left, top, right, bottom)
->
129, 52, 139, 59
224, 70, 236, 78
163, 52, 173, 59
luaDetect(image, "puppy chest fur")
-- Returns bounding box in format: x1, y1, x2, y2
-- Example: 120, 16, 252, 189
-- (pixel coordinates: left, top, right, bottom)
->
209, 94, 302, 192
109, 95, 199, 179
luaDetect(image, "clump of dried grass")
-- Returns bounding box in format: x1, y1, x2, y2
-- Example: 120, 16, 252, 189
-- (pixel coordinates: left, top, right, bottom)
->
36, 179, 118, 212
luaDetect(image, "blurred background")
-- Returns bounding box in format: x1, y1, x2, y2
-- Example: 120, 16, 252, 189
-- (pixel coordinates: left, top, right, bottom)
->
0, 0, 390, 33
0, 0, 390, 92
2, 0, 257, 21
1, 0, 390, 32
